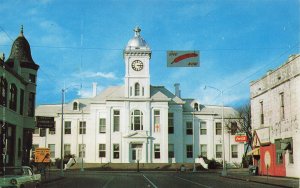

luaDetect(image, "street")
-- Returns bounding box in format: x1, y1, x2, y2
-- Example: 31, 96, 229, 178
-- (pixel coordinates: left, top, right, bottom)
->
43, 171, 282, 188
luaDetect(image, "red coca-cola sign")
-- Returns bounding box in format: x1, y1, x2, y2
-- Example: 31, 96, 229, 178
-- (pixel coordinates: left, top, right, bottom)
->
235, 135, 248, 142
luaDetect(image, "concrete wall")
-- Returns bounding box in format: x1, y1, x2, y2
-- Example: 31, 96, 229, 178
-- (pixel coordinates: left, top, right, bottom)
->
250, 54, 300, 177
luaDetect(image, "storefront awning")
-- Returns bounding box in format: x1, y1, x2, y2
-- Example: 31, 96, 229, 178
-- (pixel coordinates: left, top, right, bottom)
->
247, 148, 260, 156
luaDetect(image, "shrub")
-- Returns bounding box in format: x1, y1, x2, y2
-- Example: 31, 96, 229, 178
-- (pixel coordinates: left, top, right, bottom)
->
207, 158, 222, 169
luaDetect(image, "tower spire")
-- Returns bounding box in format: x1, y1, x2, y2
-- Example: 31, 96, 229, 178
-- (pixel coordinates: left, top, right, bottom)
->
134, 26, 141, 37
19, 25, 24, 37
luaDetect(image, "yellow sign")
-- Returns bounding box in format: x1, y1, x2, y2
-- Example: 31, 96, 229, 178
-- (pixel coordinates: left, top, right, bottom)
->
34, 148, 50, 163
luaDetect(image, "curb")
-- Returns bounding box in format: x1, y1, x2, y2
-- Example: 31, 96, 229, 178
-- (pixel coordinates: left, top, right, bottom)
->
223, 175, 295, 188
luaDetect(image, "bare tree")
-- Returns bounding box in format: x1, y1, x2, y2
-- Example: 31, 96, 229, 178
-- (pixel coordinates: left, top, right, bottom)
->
236, 102, 252, 155
223, 102, 252, 156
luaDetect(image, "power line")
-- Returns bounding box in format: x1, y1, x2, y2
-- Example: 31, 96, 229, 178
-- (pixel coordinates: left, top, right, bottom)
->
0, 26, 14, 42
0, 44, 294, 52
224, 42, 300, 93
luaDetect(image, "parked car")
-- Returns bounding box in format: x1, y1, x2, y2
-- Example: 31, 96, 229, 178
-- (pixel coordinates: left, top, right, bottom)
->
0, 166, 41, 188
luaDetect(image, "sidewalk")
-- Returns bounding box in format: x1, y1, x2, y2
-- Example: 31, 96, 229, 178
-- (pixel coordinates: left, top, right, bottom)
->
224, 168, 299, 188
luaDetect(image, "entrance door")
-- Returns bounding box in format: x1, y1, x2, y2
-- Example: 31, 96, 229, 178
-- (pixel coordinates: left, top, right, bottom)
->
131, 144, 142, 162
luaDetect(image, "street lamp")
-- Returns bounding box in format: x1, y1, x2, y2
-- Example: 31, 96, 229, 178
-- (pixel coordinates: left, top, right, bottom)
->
60, 88, 64, 176
80, 109, 84, 172
204, 85, 227, 176
193, 106, 196, 172
60, 85, 82, 176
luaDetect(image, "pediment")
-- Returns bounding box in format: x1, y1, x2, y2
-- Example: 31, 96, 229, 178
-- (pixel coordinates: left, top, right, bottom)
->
123, 131, 150, 138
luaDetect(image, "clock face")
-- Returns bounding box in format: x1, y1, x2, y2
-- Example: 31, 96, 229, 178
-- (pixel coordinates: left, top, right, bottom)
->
131, 60, 143, 71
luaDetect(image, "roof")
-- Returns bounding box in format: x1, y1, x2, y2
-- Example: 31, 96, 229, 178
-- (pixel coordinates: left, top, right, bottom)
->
182, 99, 239, 118
92, 85, 184, 104
36, 98, 91, 116
5, 26, 39, 70
151, 86, 184, 104
35, 104, 61, 116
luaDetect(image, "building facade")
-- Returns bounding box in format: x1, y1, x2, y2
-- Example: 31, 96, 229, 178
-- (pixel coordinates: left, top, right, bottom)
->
250, 54, 300, 177
33, 27, 244, 166
0, 27, 39, 167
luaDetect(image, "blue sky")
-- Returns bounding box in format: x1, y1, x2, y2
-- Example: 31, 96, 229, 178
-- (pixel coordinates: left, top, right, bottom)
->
0, 0, 299, 108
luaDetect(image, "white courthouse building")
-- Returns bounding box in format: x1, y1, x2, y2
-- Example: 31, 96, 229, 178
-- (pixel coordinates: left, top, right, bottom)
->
33, 27, 244, 165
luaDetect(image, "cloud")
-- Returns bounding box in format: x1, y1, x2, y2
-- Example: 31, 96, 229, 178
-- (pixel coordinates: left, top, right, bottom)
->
77, 71, 118, 79
77, 83, 105, 98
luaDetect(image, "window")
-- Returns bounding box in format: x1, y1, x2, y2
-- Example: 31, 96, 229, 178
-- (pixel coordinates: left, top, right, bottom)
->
231, 122, 238, 135
275, 139, 283, 164
0, 77, 8, 107
79, 121, 86, 134
186, 145, 193, 158
20, 89, 24, 115
64, 121, 71, 134
260, 101, 264, 124
168, 113, 174, 134
48, 144, 55, 158
134, 83, 140, 96
194, 103, 199, 111
131, 110, 143, 131
73, 102, 78, 110
200, 122, 207, 135
186, 122, 193, 135
154, 110, 160, 132
284, 138, 293, 164
29, 74, 36, 83
168, 144, 174, 158
280, 93, 285, 120
99, 118, 106, 133
216, 144, 222, 158
200, 144, 207, 157
142, 87, 144, 96
39, 128, 46, 137
49, 122, 56, 135
113, 110, 120, 132
64, 144, 71, 156
154, 144, 160, 159
33, 127, 39, 135
231, 145, 238, 158
216, 122, 222, 135
28, 92, 35, 117
99, 144, 106, 158
79, 144, 86, 158
113, 144, 120, 159
9, 84, 17, 111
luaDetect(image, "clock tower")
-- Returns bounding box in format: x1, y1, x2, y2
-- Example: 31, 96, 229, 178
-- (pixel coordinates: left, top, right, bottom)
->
124, 27, 151, 98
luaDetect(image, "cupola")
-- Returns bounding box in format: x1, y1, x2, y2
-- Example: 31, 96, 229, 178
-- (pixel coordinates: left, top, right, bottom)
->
5, 26, 39, 70
125, 26, 150, 50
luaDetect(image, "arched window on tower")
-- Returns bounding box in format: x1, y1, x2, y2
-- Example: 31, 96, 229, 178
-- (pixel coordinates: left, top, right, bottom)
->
134, 83, 140, 96
0, 77, 8, 107
9, 83, 17, 111
131, 110, 143, 131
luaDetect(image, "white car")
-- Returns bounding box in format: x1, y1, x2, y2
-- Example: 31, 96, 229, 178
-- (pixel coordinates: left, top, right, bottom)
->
0, 166, 41, 188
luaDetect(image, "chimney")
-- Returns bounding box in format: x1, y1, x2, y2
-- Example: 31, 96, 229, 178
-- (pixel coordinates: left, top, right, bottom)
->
174, 83, 181, 98
92, 82, 97, 97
